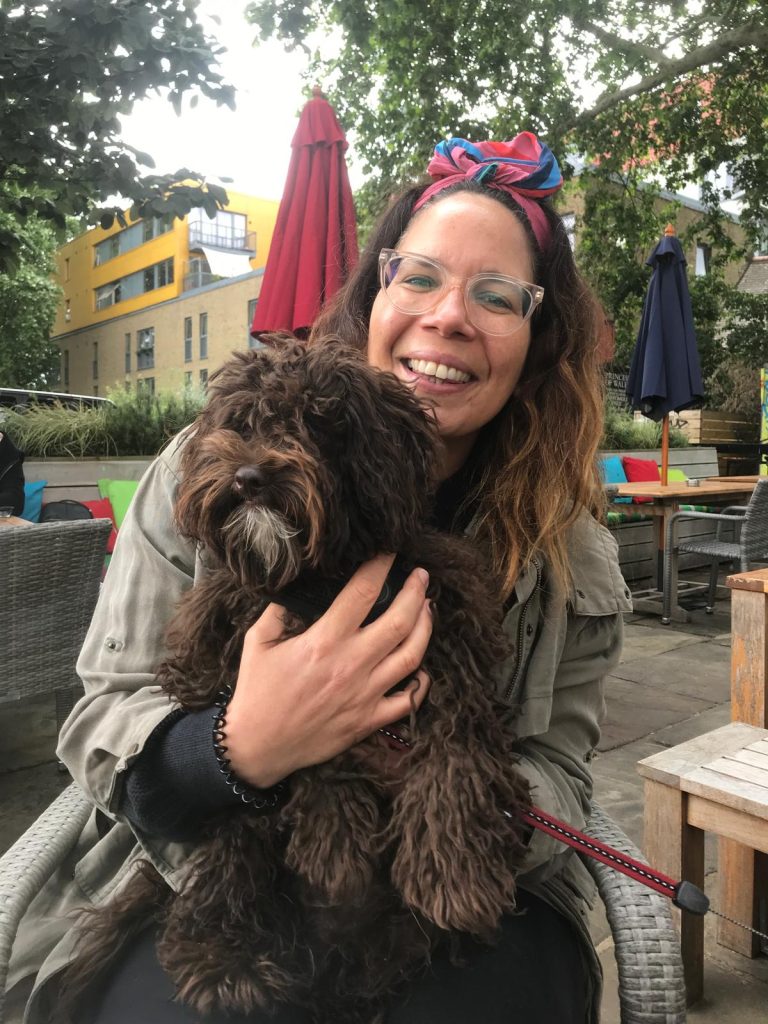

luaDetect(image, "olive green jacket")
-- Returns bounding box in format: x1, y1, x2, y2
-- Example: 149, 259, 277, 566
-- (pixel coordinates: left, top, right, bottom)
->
7, 437, 632, 1023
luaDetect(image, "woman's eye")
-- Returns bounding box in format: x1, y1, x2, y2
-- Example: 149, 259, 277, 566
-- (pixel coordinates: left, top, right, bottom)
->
473, 284, 526, 316
401, 273, 438, 291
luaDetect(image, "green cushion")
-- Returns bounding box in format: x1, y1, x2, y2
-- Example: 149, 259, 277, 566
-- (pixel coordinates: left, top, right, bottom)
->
667, 468, 688, 482
97, 478, 139, 528
607, 508, 653, 525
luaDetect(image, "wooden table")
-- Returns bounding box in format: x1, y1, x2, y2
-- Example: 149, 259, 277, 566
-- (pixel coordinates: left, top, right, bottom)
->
614, 477, 760, 620
0, 516, 31, 527
638, 722, 768, 1004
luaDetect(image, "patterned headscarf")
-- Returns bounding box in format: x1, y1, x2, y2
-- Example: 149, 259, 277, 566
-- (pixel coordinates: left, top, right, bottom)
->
413, 132, 563, 251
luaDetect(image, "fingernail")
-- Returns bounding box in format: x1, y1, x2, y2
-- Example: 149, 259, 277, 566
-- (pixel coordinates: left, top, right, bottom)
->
415, 568, 429, 588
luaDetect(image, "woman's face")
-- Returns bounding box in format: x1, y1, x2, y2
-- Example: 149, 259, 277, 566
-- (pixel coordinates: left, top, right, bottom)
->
367, 193, 536, 477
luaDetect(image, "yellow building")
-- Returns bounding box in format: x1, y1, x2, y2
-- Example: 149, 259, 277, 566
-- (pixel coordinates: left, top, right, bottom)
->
52, 190, 280, 395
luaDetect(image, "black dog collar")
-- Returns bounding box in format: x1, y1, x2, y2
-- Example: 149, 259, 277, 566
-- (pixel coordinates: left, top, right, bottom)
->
276, 559, 412, 627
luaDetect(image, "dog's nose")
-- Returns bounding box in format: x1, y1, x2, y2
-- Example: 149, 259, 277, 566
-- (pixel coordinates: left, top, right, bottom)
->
233, 465, 267, 497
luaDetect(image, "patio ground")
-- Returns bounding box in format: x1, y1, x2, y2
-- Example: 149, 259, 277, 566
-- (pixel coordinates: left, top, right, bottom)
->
2, 573, 768, 1021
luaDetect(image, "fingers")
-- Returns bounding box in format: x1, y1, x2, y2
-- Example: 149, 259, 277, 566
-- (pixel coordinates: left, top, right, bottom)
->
321, 553, 396, 638
247, 602, 288, 645
369, 595, 432, 690
360, 565, 430, 661
370, 669, 431, 732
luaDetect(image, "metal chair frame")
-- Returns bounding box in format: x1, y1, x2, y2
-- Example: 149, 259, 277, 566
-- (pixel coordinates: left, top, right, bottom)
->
662, 478, 768, 624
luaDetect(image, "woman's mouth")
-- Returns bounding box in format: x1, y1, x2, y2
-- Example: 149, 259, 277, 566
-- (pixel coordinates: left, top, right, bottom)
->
401, 358, 474, 387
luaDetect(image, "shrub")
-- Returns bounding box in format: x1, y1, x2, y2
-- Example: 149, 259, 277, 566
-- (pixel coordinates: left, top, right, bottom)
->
602, 406, 688, 451
2, 386, 205, 457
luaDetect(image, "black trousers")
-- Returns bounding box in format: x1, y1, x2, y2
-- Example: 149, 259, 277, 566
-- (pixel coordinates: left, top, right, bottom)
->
86, 890, 588, 1024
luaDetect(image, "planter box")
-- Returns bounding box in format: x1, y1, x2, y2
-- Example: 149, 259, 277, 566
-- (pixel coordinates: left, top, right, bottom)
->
677, 409, 759, 445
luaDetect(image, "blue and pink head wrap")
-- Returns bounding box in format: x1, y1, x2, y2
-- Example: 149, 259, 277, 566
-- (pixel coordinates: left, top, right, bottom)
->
413, 132, 563, 252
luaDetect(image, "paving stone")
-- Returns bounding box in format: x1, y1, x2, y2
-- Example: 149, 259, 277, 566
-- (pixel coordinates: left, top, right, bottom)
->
0, 694, 58, 773
610, 641, 731, 703
599, 674, 715, 750
620, 623, 704, 663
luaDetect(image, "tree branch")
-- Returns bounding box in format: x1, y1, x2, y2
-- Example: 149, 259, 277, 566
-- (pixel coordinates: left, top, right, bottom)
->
572, 20, 671, 66
565, 21, 768, 129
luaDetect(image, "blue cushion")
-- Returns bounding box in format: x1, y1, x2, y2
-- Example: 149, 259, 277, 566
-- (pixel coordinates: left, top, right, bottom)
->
21, 480, 47, 522
600, 456, 631, 503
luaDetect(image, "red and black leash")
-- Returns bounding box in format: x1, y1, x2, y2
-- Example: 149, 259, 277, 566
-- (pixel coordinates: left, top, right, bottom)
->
516, 806, 710, 915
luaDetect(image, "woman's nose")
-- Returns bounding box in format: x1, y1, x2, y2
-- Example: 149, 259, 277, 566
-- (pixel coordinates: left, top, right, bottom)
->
422, 282, 476, 338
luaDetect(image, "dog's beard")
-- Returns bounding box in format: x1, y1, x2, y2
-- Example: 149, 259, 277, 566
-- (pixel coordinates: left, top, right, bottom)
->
222, 504, 301, 588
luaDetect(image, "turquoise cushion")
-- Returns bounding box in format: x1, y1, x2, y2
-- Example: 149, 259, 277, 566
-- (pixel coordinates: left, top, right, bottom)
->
600, 456, 631, 503
21, 480, 47, 522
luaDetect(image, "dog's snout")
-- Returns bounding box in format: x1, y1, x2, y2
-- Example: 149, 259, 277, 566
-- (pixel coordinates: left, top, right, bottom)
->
233, 465, 267, 497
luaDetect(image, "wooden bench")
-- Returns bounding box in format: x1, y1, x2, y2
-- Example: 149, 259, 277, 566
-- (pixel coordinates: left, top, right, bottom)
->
604, 447, 723, 585
23, 457, 152, 506
637, 722, 768, 1005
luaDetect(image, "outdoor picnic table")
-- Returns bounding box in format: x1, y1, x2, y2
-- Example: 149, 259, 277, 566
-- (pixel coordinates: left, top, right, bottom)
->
614, 476, 761, 619
0, 516, 32, 528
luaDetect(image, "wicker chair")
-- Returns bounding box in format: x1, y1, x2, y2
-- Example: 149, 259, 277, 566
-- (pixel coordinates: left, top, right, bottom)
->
0, 792, 686, 1024
0, 519, 111, 731
662, 477, 768, 624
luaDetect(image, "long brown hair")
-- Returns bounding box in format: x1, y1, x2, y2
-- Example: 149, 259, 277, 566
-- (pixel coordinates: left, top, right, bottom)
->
310, 179, 605, 598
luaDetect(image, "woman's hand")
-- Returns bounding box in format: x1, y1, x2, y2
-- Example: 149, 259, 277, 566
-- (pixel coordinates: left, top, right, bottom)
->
224, 554, 432, 788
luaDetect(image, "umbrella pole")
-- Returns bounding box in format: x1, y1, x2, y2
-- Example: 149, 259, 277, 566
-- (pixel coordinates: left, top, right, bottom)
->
661, 415, 670, 485
656, 415, 670, 589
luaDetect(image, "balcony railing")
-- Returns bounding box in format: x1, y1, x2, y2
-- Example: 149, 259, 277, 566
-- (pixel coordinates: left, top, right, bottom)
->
183, 269, 219, 292
188, 226, 256, 252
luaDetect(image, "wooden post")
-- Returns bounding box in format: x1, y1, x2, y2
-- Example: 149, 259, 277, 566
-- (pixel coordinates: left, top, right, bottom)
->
644, 779, 705, 1004
721, 567, 768, 955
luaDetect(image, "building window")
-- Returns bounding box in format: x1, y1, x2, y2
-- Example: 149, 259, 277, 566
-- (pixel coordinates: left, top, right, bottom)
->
94, 217, 171, 266
199, 312, 208, 359
695, 244, 711, 276
247, 298, 258, 348
62, 350, 69, 391
137, 377, 155, 396
125, 333, 131, 373
143, 257, 174, 293
142, 214, 173, 243
199, 368, 208, 387
92, 341, 98, 381
188, 209, 248, 250
184, 317, 193, 362
184, 371, 193, 387
64, 298, 71, 322
95, 258, 174, 309
137, 327, 155, 370
64, 258, 70, 282
93, 384, 99, 396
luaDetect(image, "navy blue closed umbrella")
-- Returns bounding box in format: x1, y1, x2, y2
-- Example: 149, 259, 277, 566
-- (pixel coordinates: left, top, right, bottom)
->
627, 225, 703, 484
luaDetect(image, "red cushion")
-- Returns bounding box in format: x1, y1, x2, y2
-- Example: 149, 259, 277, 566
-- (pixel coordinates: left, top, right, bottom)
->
81, 497, 118, 553
621, 456, 660, 504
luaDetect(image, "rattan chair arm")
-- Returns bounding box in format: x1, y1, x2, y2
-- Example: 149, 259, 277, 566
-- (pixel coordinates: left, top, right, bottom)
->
584, 804, 686, 1024
0, 784, 91, 1021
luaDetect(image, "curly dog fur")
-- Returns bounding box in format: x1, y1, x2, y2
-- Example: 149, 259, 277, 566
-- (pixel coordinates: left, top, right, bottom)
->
60, 340, 532, 1024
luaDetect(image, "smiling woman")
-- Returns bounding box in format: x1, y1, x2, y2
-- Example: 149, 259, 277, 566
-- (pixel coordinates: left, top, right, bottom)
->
7, 132, 631, 1024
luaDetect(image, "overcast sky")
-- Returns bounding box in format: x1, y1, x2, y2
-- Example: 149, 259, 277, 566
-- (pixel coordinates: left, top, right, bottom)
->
118, 1, 358, 201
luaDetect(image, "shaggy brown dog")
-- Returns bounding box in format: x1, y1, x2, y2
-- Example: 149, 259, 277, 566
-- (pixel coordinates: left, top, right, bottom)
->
62, 340, 532, 1024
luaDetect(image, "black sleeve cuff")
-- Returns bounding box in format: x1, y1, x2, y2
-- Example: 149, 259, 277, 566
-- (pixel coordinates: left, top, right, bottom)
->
121, 708, 241, 841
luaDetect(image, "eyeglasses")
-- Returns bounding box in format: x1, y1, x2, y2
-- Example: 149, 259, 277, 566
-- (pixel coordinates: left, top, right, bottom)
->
378, 249, 544, 337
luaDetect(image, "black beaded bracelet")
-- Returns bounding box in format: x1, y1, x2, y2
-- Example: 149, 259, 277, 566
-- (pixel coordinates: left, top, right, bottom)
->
212, 684, 287, 810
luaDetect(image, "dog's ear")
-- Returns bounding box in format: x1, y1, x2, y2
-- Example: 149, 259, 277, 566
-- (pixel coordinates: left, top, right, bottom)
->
302, 346, 438, 548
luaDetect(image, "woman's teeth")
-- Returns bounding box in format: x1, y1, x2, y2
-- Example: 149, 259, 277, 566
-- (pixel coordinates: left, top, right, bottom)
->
405, 359, 471, 383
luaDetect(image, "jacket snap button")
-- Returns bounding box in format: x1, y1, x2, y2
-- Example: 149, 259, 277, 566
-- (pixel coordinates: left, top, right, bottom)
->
526, 623, 533, 636
624, 588, 631, 599
576, 588, 585, 599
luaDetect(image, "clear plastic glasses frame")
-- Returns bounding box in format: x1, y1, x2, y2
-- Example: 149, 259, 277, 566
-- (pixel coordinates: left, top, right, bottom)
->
378, 248, 544, 336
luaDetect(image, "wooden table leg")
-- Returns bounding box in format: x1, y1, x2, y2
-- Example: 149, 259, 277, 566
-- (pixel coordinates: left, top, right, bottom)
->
644, 779, 706, 1005
717, 839, 766, 956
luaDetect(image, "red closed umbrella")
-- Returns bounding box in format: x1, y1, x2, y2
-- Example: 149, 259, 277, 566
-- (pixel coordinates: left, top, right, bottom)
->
251, 87, 358, 340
